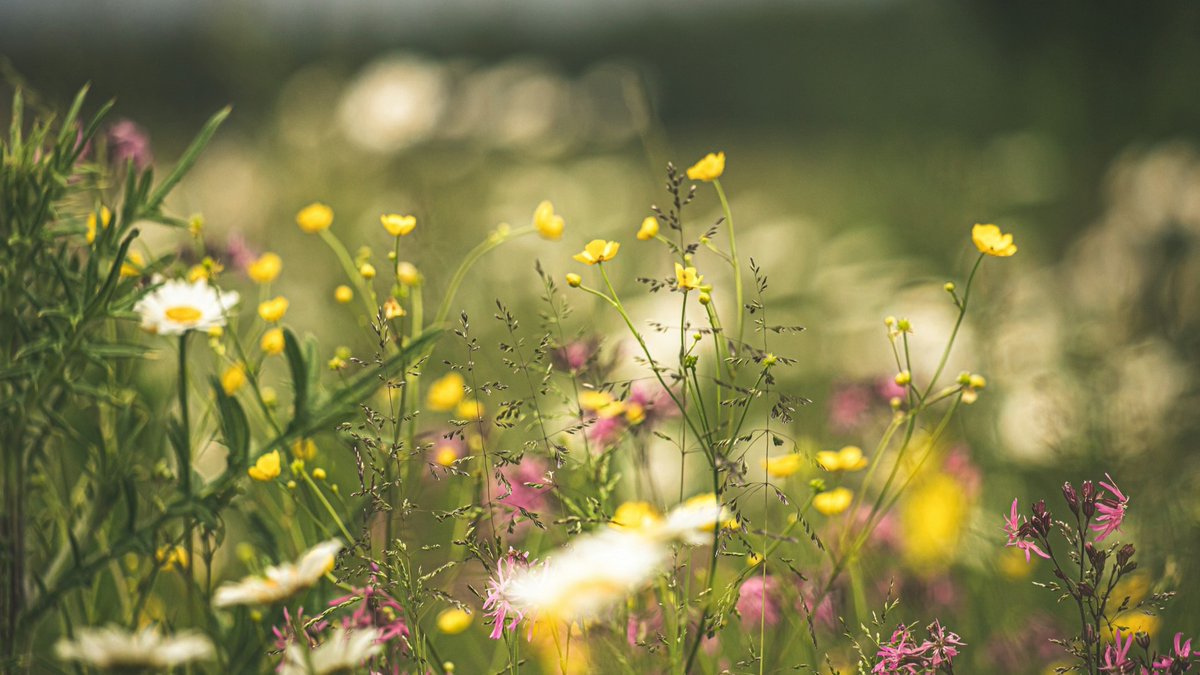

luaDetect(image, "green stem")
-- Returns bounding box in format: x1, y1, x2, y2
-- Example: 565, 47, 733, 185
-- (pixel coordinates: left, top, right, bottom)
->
712, 179, 743, 356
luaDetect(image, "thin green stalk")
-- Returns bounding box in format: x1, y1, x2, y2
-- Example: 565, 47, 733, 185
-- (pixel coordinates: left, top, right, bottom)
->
712, 179, 743, 354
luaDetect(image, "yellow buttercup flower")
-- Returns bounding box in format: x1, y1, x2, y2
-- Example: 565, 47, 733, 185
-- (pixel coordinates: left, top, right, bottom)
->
674, 263, 703, 291
437, 608, 474, 635
258, 296, 289, 323
610, 501, 663, 533
434, 444, 460, 467
221, 363, 246, 396
761, 453, 805, 478
381, 213, 417, 237
86, 206, 112, 244
572, 239, 620, 265
248, 253, 282, 284
296, 202, 333, 233
624, 402, 645, 425
815, 446, 868, 472
261, 328, 285, 356
579, 390, 624, 418
971, 224, 1017, 257
456, 399, 484, 420
334, 285, 353, 304
383, 297, 406, 320
120, 251, 145, 278
813, 487, 853, 516
686, 152, 725, 182
427, 372, 465, 411
248, 450, 281, 482
636, 217, 659, 241
187, 265, 210, 283
292, 438, 317, 461
900, 473, 968, 572
533, 200, 565, 241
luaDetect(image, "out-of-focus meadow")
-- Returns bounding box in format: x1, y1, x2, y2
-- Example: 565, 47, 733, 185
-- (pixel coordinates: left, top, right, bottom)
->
4, 1, 1200, 672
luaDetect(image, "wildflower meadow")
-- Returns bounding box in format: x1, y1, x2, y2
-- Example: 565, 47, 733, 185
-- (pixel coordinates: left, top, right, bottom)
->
4, 6, 1200, 673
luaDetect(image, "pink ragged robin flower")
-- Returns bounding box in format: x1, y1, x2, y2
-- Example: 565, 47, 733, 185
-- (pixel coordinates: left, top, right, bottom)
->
482, 549, 534, 640
1003, 498, 1050, 563
1101, 630, 1135, 673
1090, 473, 1129, 543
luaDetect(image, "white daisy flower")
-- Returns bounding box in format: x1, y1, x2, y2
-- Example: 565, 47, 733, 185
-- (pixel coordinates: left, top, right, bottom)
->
505, 528, 669, 622
133, 278, 239, 335
55, 625, 214, 670
280, 627, 382, 675
213, 539, 343, 608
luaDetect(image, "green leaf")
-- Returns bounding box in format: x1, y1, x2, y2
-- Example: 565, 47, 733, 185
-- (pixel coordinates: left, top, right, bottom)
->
144, 106, 231, 213
282, 328, 310, 432
212, 376, 250, 471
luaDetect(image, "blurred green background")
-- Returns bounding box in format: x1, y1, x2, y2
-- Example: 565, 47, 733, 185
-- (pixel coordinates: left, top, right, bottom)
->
5, 0, 1200, 670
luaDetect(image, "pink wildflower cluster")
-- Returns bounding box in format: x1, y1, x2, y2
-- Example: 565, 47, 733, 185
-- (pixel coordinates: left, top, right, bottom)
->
1102, 630, 1197, 674
872, 620, 965, 673
482, 549, 534, 640
736, 576, 782, 628
1002, 498, 1051, 563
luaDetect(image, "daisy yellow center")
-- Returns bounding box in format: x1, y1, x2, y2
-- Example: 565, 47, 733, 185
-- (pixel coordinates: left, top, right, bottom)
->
165, 305, 204, 324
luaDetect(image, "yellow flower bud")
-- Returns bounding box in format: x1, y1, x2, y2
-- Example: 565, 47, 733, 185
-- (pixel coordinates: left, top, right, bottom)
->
383, 297, 406, 320
565, 273, 582, 288
636, 216, 659, 241
85, 206, 113, 244
334, 285, 353, 304
258, 296, 289, 323
698, 292, 711, 305
221, 363, 246, 396
895, 370, 911, 386
312, 468, 327, 481
437, 608, 474, 635
296, 202, 333, 233
396, 262, 420, 286
381, 213, 417, 237
261, 328, 285, 356
286, 480, 297, 490
248, 253, 283, 284
359, 263, 376, 280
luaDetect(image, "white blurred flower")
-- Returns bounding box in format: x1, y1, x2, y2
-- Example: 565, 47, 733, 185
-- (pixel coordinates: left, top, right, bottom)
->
661, 492, 737, 545
213, 539, 342, 607
55, 625, 214, 670
280, 627, 381, 675
134, 278, 239, 336
505, 528, 668, 622
338, 55, 447, 153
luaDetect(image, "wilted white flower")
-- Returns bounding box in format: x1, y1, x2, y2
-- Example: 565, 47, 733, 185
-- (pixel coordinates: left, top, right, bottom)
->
134, 278, 239, 335
213, 539, 342, 607
280, 627, 382, 675
55, 625, 214, 670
